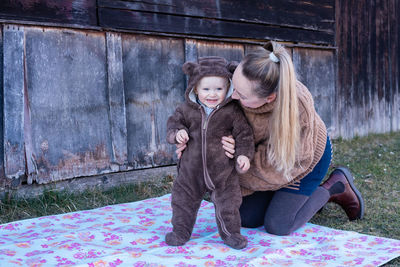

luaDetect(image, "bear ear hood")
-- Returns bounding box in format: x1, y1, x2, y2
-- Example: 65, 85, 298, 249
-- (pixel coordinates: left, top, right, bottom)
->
182, 61, 198, 76
183, 56, 238, 105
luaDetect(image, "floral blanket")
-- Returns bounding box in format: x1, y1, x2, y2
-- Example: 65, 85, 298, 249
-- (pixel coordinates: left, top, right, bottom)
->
0, 194, 399, 266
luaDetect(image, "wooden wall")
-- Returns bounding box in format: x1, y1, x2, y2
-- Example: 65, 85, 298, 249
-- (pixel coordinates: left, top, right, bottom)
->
0, 24, 336, 186
336, 0, 400, 137
0, 0, 97, 26
97, 0, 334, 45
0, 26, 3, 184
0, 0, 335, 45
1, 0, 397, 187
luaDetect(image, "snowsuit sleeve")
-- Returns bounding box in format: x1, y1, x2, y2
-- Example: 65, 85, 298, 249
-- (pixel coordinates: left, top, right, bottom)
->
231, 105, 255, 161
166, 104, 189, 144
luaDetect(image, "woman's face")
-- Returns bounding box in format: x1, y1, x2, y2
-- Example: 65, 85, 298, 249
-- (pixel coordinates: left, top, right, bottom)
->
232, 64, 269, 108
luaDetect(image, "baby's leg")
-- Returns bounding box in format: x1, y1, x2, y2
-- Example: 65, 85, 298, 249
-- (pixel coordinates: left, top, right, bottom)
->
166, 177, 205, 246
212, 174, 247, 249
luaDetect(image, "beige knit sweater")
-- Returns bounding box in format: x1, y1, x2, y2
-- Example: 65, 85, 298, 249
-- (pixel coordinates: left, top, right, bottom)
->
239, 81, 327, 196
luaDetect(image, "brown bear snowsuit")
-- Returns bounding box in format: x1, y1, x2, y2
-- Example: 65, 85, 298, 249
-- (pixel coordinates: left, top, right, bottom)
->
165, 56, 254, 249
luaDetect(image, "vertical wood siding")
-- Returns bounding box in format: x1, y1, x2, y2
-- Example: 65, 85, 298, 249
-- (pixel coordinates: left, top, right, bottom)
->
3, 26, 26, 182
1, 0, 397, 186
336, 0, 400, 138
0, 26, 4, 185
122, 36, 185, 169
0, 25, 336, 184
106, 33, 129, 170
389, 0, 400, 131
25, 28, 114, 184
293, 48, 336, 136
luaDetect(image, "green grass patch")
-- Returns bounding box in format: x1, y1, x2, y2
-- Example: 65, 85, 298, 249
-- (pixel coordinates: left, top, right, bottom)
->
1, 132, 399, 265
311, 131, 400, 266
0, 175, 174, 224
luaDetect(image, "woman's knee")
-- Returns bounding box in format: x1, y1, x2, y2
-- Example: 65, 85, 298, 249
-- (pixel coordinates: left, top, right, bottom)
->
263, 217, 293, 236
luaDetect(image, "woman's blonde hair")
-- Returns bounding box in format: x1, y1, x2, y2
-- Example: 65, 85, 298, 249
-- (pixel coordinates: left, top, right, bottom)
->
241, 41, 299, 181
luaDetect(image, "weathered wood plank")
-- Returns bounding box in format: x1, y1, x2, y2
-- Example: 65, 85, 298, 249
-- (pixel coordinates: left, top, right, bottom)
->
184, 40, 198, 87
391, 0, 400, 131
335, 0, 398, 138
3, 25, 26, 182
98, 8, 334, 45
356, 0, 369, 137
184, 39, 198, 64
379, 0, 390, 133
98, 0, 334, 33
292, 48, 336, 136
24, 27, 114, 183
106, 32, 129, 171
0, 0, 97, 26
196, 41, 244, 62
0, 26, 4, 186
122, 35, 185, 168
350, 0, 368, 137
23, 36, 37, 185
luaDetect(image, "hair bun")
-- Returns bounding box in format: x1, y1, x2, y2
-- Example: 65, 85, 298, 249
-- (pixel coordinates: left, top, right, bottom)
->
263, 41, 274, 52
227, 61, 239, 73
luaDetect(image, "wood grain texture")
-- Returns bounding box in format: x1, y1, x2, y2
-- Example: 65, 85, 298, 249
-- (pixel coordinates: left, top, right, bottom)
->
0, 26, 4, 185
3, 25, 26, 181
106, 32, 129, 170
98, 6, 334, 45
98, 0, 334, 32
0, 0, 97, 26
293, 48, 336, 136
335, 0, 400, 138
390, 0, 400, 131
24, 27, 114, 183
122, 35, 185, 168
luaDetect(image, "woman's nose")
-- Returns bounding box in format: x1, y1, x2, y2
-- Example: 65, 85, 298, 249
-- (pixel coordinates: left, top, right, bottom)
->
232, 90, 239, 99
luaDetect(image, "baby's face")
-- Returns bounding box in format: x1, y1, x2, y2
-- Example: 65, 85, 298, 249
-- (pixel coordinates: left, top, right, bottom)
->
196, 76, 228, 108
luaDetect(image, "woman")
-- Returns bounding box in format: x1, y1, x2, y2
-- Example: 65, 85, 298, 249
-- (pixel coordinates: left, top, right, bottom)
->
177, 41, 364, 236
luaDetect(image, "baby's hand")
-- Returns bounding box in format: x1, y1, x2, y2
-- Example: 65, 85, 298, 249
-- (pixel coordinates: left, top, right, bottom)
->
176, 129, 189, 144
237, 155, 250, 172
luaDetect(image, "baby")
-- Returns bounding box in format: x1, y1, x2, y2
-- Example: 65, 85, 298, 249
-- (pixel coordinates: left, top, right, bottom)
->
166, 56, 254, 249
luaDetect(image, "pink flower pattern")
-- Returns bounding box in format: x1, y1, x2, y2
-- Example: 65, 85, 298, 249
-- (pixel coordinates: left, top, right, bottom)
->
0, 194, 399, 266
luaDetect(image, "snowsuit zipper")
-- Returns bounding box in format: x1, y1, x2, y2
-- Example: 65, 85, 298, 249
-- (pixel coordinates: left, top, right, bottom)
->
200, 105, 231, 237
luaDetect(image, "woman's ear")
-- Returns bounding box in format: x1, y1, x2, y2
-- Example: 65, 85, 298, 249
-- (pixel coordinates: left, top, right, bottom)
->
182, 62, 198, 75
227, 61, 239, 73
266, 92, 277, 103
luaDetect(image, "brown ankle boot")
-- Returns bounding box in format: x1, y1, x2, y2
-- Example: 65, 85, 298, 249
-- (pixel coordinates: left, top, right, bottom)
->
322, 167, 364, 220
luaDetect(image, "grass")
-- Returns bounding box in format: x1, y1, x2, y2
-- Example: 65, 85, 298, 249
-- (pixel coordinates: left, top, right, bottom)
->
0, 175, 174, 224
0, 131, 399, 265
311, 131, 400, 266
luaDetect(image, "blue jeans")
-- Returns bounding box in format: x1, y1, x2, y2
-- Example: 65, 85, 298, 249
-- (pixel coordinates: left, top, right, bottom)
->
279, 136, 332, 196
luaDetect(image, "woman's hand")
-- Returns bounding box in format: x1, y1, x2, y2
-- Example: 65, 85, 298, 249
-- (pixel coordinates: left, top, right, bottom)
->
175, 142, 187, 159
221, 135, 235, 158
